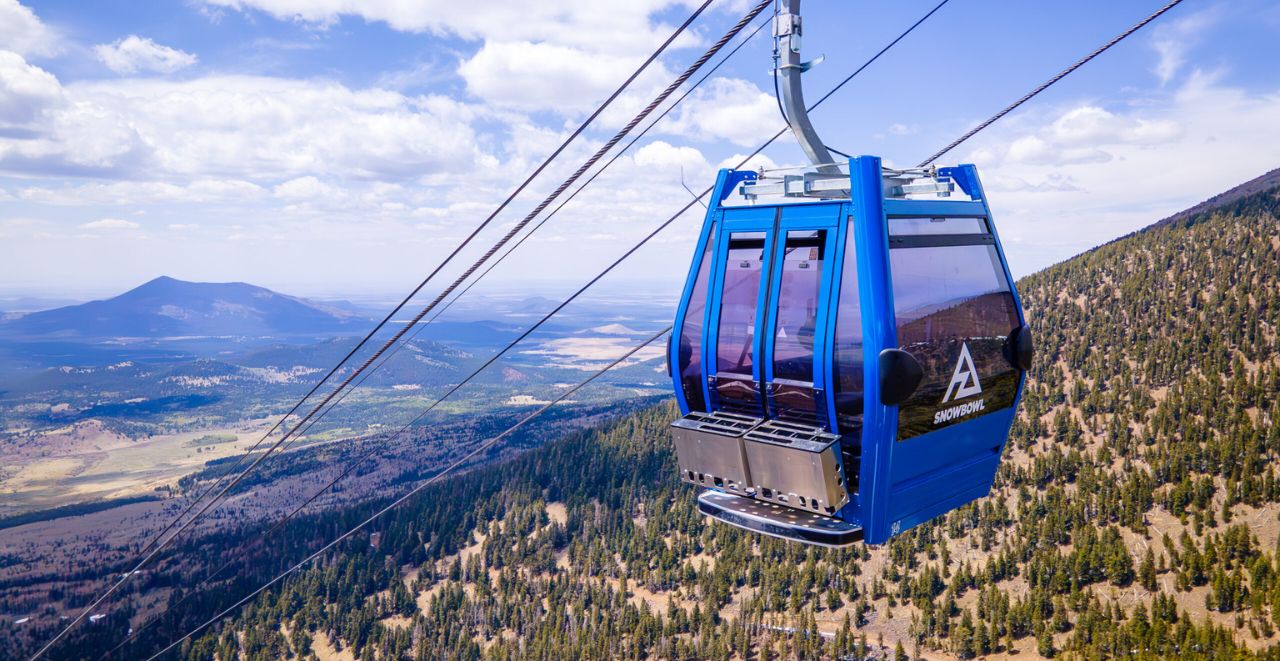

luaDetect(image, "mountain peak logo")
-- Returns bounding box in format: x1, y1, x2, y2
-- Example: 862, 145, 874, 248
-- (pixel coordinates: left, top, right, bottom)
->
942, 342, 983, 403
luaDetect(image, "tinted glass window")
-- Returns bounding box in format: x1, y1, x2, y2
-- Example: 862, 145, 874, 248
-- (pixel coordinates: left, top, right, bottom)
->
832, 227, 863, 434
889, 216, 986, 235
714, 233, 767, 415
676, 231, 715, 411
890, 241, 1020, 441
770, 230, 825, 424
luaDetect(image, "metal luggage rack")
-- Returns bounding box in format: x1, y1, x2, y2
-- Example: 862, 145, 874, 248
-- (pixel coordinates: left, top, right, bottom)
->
678, 410, 759, 435
671, 411, 849, 516
744, 419, 847, 514
745, 418, 840, 448
672, 410, 760, 494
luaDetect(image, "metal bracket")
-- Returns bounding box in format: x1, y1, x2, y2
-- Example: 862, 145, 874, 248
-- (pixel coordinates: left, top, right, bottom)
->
886, 178, 955, 198
737, 171, 956, 201
773, 11, 801, 40
776, 54, 824, 73
738, 173, 850, 199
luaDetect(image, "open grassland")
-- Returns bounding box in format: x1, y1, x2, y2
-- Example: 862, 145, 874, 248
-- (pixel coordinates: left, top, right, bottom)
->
0, 419, 274, 518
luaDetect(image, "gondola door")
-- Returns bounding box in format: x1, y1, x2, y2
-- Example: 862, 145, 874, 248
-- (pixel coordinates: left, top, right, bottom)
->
761, 207, 842, 430
704, 208, 779, 419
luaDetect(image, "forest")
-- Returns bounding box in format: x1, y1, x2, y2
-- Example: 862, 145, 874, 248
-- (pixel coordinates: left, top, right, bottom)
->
9, 182, 1280, 660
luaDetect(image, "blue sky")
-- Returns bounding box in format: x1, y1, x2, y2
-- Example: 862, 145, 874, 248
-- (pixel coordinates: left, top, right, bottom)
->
0, 0, 1277, 299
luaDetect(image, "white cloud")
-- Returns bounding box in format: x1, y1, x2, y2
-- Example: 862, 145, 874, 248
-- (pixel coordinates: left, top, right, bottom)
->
187, 178, 267, 200
664, 78, 779, 146
95, 36, 198, 75
1151, 41, 1183, 86
1149, 8, 1220, 85
199, 0, 696, 54
81, 218, 140, 230
0, 72, 491, 181
20, 179, 266, 205
634, 140, 709, 173
273, 175, 340, 201
717, 152, 776, 171
982, 173, 1080, 194
1047, 106, 1181, 146
973, 105, 1184, 168
0, 51, 62, 128
204, 0, 703, 116
0, 0, 57, 57
962, 72, 1280, 276
458, 41, 671, 113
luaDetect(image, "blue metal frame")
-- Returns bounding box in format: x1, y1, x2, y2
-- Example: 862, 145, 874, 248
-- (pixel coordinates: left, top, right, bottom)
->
704, 206, 777, 415
671, 169, 757, 414
847, 156, 895, 537
819, 212, 850, 431
671, 157, 1027, 545
939, 165, 981, 201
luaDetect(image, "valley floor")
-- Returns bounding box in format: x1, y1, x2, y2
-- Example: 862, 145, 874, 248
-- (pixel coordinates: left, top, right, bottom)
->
0, 418, 275, 517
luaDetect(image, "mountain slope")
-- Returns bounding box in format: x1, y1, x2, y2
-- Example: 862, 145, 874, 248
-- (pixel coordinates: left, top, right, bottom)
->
1148, 166, 1280, 232
0, 276, 368, 339
29, 173, 1280, 660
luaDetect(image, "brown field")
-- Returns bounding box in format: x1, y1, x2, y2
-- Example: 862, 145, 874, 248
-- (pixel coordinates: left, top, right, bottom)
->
0, 418, 278, 518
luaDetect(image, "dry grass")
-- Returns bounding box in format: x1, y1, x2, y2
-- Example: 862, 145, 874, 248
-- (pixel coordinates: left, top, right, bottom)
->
311, 630, 356, 661
0, 418, 277, 517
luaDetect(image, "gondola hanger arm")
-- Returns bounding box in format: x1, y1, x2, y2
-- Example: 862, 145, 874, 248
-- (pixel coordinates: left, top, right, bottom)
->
776, 0, 840, 174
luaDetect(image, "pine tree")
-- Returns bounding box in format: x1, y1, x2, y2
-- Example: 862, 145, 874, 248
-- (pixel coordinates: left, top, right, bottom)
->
1140, 547, 1158, 592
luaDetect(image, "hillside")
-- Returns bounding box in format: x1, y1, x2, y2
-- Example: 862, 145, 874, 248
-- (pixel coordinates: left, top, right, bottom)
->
0, 276, 368, 339
17, 177, 1280, 660
1147, 166, 1280, 232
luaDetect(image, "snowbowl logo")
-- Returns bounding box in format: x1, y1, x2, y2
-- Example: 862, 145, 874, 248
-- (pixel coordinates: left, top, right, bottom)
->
934, 342, 984, 425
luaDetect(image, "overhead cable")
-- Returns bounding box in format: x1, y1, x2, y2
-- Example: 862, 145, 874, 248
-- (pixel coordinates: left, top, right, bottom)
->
110, 3, 949, 652
129, 1, 1189, 655
27, 4, 714, 658
917, 0, 1186, 166
98, 18, 777, 657
142, 327, 673, 661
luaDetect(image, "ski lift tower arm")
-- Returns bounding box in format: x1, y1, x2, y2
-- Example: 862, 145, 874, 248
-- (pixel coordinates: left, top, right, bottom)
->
776, 0, 840, 175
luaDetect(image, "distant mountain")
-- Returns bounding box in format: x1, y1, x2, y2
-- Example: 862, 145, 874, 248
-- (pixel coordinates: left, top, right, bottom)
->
0, 276, 370, 340
0, 296, 84, 316
510, 295, 561, 313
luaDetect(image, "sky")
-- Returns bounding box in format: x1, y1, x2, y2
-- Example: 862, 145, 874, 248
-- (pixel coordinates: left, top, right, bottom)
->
0, 0, 1278, 301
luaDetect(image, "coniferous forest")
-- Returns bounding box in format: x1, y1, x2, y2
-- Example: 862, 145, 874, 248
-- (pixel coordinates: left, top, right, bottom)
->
20, 175, 1280, 659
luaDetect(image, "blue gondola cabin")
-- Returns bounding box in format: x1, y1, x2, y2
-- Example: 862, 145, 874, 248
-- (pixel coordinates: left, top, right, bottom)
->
668, 155, 1032, 546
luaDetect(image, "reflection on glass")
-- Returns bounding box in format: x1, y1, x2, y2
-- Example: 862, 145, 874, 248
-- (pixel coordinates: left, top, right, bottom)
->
890, 243, 1020, 440
888, 216, 987, 235
892, 244, 1008, 325
677, 231, 715, 411
832, 228, 863, 434
715, 234, 766, 415
771, 231, 824, 424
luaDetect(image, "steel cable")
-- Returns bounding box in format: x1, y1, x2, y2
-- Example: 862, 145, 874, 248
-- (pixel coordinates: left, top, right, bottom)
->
121, 1, 1188, 654
96, 18, 777, 658
917, 0, 1186, 166
142, 327, 673, 660
123, 1, 948, 652
26, 3, 714, 658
